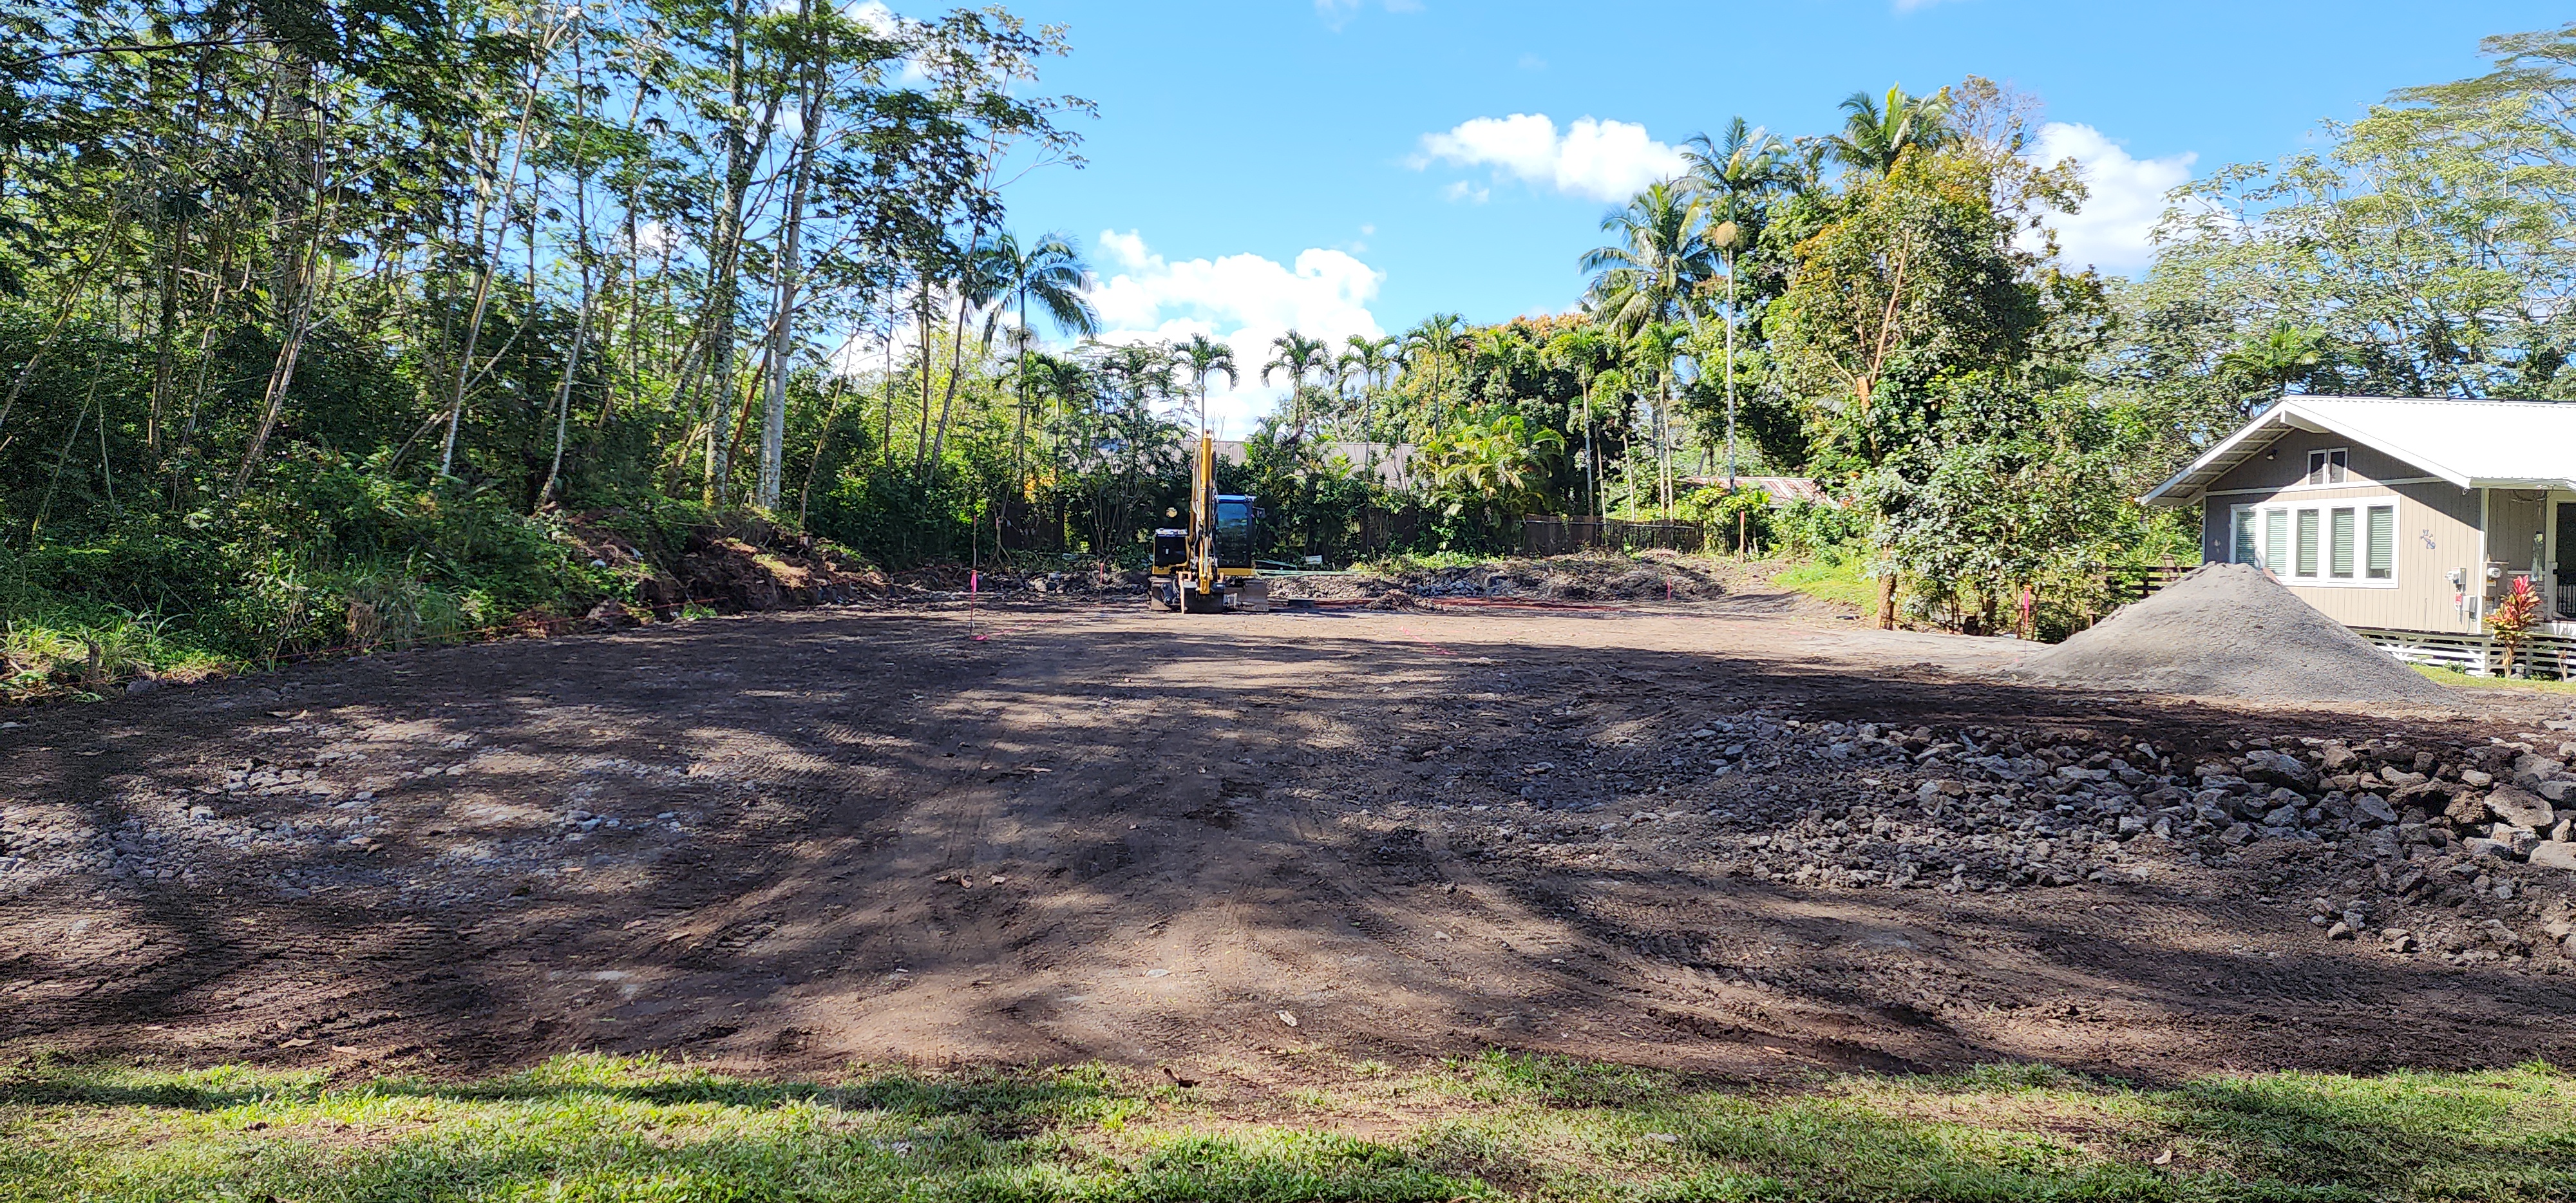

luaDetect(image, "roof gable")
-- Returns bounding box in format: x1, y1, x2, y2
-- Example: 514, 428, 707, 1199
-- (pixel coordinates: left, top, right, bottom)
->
2141, 396, 2576, 507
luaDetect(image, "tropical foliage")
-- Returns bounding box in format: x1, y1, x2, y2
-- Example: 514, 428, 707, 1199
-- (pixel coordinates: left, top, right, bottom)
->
7, 7, 2576, 674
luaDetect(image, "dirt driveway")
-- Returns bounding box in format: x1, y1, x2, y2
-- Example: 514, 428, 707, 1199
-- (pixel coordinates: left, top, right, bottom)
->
5, 588, 2573, 1083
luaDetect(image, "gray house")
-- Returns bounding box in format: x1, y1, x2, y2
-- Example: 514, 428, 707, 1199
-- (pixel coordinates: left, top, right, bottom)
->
2141, 396, 2576, 667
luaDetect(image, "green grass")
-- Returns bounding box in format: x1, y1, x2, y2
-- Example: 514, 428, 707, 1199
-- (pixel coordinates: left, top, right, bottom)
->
2412, 664, 2576, 694
1773, 558, 1879, 618
6, 1053, 2572, 1201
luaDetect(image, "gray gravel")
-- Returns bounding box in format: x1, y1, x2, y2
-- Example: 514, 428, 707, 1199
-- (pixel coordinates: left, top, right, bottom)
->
2014, 563, 2457, 706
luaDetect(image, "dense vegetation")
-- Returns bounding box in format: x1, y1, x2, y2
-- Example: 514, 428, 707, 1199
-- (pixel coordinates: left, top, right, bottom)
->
4, 5, 2576, 693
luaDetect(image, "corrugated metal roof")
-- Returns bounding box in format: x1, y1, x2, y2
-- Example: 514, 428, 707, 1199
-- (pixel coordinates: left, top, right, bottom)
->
2140, 395, 2576, 507
1679, 475, 1842, 507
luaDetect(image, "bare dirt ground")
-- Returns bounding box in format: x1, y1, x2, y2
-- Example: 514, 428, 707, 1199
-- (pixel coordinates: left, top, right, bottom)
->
5, 573, 2575, 1087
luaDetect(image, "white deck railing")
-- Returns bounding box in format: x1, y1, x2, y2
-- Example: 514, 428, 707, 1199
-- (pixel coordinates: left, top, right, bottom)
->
2354, 627, 2576, 680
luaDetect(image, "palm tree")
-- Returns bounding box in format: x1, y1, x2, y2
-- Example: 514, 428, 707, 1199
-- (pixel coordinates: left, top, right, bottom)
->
1579, 182, 1713, 337
1400, 313, 1465, 432
1432, 413, 1566, 536
1547, 325, 1615, 522
1627, 321, 1688, 519
1681, 118, 1790, 487
1173, 333, 1238, 436
1584, 185, 1713, 518
1342, 334, 1398, 439
977, 231, 1100, 487
1264, 330, 1331, 442
1827, 84, 1954, 178
2219, 322, 2336, 417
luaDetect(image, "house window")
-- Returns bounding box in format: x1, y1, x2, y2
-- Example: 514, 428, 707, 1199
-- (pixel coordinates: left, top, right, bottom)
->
2307, 448, 2349, 485
2231, 506, 2257, 564
2261, 498, 2398, 585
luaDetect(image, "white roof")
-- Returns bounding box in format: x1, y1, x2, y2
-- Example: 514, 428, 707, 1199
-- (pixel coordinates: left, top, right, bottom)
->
2140, 395, 2576, 507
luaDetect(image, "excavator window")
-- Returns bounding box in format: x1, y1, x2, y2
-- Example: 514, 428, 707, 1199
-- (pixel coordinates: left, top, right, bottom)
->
1215, 497, 1254, 569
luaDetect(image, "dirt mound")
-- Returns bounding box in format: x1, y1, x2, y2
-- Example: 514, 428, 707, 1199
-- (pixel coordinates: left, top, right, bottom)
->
606, 522, 882, 616
2015, 562, 2454, 706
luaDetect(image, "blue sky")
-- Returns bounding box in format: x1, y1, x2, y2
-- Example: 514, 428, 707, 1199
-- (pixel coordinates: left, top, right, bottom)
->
974, 0, 2567, 433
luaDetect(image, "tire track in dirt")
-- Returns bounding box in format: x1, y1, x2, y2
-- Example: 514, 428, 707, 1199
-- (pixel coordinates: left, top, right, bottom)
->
4, 600, 2573, 1080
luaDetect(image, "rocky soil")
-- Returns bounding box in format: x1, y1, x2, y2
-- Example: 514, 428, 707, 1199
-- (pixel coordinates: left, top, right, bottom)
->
1431, 709, 2576, 974
6, 587, 2575, 1081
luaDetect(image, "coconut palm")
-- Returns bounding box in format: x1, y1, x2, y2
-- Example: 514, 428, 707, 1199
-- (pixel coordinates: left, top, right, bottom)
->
1584, 184, 1714, 517
1264, 330, 1332, 442
1171, 334, 1238, 437
1827, 84, 1954, 178
1579, 182, 1714, 338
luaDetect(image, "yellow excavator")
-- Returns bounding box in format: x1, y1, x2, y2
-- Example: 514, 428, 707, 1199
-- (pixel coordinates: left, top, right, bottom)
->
1150, 432, 1267, 612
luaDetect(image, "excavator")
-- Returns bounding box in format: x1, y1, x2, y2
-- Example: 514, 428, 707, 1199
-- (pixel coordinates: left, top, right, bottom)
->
1150, 431, 1267, 612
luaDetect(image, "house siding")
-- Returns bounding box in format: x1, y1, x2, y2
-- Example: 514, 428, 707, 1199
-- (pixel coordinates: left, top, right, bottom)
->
2199, 428, 2486, 634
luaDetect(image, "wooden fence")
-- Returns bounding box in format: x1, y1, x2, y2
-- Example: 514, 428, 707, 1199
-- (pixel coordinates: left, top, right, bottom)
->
1522, 516, 1707, 556
2103, 563, 2194, 605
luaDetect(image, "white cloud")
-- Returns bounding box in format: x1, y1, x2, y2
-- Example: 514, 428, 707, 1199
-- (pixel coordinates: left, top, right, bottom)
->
1084, 231, 1387, 439
1315, 0, 1418, 31
1414, 113, 1687, 204
2024, 122, 2196, 274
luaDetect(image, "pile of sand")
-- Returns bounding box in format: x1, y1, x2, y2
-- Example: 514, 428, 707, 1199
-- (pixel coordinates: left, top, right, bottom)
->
2014, 562, 2456, 706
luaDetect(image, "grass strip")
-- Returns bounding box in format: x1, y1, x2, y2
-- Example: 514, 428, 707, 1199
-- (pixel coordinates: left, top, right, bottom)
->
4, 1053, 2571, 1201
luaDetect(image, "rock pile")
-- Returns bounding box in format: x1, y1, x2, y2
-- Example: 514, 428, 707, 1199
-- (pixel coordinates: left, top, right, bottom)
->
1433, 706, 2576, 970
2015, 562, 2456, 706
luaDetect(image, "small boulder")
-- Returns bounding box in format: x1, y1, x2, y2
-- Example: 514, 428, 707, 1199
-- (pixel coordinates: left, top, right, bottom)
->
2514, 753, 2568, 788
2355, 795, 2400, 826
2528, 842, 2576, 872
2464, 836, 2521, 860
2244, 750, 2320, 791
2484, 784, 2555, 831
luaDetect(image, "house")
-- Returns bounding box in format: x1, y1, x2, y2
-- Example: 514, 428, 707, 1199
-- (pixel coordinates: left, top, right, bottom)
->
2141, 395, 2576, 667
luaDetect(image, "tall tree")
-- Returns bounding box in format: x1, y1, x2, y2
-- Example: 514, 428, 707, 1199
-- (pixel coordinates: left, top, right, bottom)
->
1173, 333, 1236, 437
1264, 330, 1330, 442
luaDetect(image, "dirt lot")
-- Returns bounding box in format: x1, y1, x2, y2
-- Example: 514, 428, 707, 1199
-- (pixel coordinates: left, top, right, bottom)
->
5, 573, 2575, 1086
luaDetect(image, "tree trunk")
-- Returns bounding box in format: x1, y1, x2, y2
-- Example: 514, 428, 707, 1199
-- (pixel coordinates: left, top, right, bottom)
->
1877, 570, 1898, 630
759, 37, 820, 511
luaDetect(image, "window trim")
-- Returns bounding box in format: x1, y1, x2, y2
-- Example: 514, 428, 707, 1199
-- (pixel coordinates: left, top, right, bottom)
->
2306, 447, 2351, 486
2255, 494, 2401, 589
